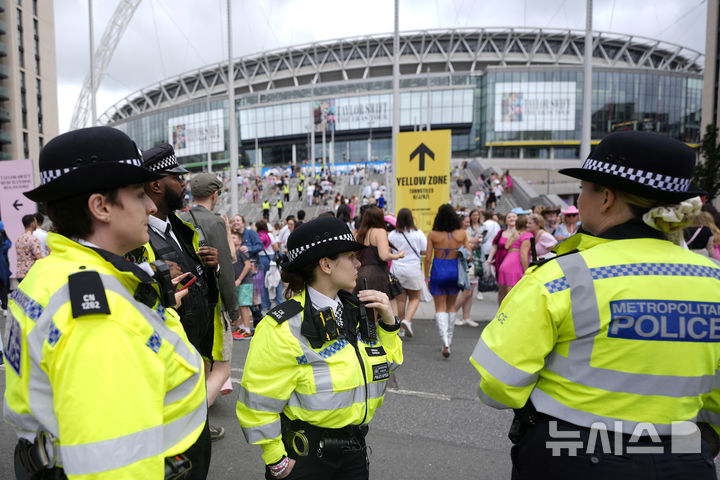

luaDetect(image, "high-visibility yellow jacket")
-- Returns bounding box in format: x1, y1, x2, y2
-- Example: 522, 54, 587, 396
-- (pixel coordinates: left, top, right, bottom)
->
236, 289, 403, 464
283, 185, 290, 194
4, 233, 207, 479
262, 202, 271, 210
470, 225, 720, 436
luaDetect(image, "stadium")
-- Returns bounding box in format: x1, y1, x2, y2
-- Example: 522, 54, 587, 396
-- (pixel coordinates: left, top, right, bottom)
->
100, 27, 704, 170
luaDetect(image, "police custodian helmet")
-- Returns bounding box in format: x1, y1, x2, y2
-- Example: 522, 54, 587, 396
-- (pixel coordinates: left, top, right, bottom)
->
24, 126, 162, 203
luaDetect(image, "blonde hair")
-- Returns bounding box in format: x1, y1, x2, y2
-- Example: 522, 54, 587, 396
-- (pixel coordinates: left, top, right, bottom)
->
507, 214, 528, 246
700, 211, 720, 245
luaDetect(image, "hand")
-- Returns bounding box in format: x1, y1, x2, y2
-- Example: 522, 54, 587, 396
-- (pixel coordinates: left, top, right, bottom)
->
277, 459, 296, 479
239, 245, 249, 253
221, 214, 231, 231
165, 260, 183, 279
357, 289, 394, 325
197, 246, 219, 267
171, 272, 192, 308
396, 250, 405, 259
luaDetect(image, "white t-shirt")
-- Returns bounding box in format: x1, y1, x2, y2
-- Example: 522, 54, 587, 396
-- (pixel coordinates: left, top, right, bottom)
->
388, 229, 427, 276
33, 228, 49, 257
276, 225, 291, 252
263, 233, 278, 256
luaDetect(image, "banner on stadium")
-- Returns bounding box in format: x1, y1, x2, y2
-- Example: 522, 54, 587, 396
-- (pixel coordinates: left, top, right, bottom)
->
395, 130, 451, 233
494, 81, 576, 132
0, 159, 36, 276
168, 109, 225, 157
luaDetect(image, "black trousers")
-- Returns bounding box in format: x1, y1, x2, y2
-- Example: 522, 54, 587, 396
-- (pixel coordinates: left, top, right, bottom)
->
184, 419, 211, 480
511, 419, 717, 480
264, 450, 368, 480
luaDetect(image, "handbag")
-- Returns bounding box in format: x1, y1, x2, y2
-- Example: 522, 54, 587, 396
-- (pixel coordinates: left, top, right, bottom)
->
420, 282, 433, 302
388, 272, 404, 297
478, 263, 498, 292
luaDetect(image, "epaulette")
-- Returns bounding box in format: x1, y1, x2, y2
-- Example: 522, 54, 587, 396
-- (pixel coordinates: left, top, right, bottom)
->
265, 299, 303, 325
68, 271, 111, 318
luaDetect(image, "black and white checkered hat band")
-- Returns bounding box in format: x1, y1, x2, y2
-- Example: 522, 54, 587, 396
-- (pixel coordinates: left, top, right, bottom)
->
39, 158, 142, 185
582, 158, 691, 193
287, 233, 356, 262
148, 154, 178, 172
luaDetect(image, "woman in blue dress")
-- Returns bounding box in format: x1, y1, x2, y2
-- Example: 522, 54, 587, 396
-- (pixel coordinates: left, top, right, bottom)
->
424, 204, 471, 358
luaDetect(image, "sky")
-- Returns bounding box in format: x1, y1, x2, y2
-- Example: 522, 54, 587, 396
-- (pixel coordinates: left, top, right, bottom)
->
53, 0, 709, 133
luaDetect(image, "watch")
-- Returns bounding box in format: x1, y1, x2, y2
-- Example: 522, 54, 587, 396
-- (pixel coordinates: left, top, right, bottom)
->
379, 315, 402, 332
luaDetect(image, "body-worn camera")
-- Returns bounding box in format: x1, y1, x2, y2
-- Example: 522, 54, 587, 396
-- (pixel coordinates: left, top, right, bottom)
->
149, 260, 176, 307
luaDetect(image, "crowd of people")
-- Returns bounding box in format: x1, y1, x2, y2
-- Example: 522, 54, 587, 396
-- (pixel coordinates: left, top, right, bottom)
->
8, 126, 720, 479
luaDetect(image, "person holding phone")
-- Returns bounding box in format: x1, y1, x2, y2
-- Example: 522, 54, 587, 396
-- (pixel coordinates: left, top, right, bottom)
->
4, 127, 209, 479
237, 216, 403, 479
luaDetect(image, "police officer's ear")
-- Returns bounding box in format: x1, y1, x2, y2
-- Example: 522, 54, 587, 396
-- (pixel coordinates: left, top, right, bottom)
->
317, 257, 334, 275
145, 179, 163, 196
600, 187, 618, 214
87, 192, 115, 224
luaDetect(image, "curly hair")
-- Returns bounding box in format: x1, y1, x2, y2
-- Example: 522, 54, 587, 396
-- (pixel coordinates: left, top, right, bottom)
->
432, 204, 461, 232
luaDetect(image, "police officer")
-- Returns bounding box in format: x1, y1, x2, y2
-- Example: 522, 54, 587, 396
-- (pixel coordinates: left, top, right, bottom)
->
236, 216, 403, 479
262, 199, 271, 220
470, 131, 720, 479
283, 183, 290, 202
276, 197, 284, 222
4, 127, 208, 479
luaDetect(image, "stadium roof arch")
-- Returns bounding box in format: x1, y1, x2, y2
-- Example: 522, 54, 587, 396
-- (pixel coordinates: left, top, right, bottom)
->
100, 27, 704, 125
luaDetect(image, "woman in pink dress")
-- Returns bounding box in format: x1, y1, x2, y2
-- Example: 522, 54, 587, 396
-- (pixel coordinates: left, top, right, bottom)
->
527, 213, 558, 257
485, 212, 517, 304
497, 215, 532, 305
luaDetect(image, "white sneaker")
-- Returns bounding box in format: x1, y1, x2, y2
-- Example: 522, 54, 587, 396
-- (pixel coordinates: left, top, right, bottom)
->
464, 318, 480, 327
476, 292, 484, 300
401, 319, 414, 338
454, 318, 466, 326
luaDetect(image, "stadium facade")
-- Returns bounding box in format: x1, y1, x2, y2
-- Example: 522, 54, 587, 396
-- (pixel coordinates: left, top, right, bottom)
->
101, 28, 704, 169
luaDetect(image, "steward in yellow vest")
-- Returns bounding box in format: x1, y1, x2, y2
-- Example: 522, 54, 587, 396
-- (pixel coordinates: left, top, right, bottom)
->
237, 216, 403, 479
262, 200, 271, 220
6, 127, 207, 479
471, 131, 720, 479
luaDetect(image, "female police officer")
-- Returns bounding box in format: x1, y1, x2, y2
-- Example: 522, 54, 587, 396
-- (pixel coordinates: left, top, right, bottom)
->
4, 127, 209, 479
237, 216, 403, 479
470, 131, 720, 479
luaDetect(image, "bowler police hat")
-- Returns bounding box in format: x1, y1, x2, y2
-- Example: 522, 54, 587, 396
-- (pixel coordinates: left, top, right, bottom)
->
24, 127, 162, 203
142, 143, 189, 174
282, 216, 366, 273
559, 131, 704, 203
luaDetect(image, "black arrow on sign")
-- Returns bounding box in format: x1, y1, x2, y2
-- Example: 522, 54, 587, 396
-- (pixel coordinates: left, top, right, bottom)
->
409, 143, 435, 171
12, 199, 23, 210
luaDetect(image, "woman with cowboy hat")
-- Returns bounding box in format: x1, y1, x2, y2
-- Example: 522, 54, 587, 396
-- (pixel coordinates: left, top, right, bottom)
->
4, 127, 209, 479
553, 205, 581, 242
236, 215, 403, 479
471, 131, 720, 479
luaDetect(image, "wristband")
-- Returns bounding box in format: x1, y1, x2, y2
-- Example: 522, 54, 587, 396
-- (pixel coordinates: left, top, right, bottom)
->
269, 456, 290, 477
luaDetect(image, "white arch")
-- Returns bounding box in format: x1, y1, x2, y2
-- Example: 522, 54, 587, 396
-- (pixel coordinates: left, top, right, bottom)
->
70, 0, 143, 129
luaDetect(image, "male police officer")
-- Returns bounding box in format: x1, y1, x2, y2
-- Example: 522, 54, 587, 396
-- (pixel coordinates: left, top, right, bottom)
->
471, 131, 720, 479
5, 127, 207, 478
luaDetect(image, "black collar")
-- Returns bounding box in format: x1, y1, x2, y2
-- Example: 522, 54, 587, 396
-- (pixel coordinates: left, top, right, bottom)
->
594, 220, 666, 241
89, 246, 155, 283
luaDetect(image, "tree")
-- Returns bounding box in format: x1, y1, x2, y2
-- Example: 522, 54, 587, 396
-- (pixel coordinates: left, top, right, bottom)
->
694, 124, 720, 201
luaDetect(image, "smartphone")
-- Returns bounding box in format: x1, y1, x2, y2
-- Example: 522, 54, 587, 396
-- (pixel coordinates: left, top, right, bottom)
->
175, 273, 197, 292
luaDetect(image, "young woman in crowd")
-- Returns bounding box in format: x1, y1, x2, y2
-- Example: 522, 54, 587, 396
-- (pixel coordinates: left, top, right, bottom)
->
554, 205, 580, 241
527, 213, 558, 258
256, 219, 279, 308
485, 211, 517, 299
388, 208, 427, 337
425, 204, 471, 358
231, 230, 254, 338
496, 214, 533, 304
453, 211, 483, 327
353, 206, 404, 311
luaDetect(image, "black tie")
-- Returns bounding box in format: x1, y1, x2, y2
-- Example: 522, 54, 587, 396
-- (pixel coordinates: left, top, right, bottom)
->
164, 223, 184, 256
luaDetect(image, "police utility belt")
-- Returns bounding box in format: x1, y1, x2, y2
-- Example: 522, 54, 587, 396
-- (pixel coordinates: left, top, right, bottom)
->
14, 432, 192, 480
281, 414, 368, 459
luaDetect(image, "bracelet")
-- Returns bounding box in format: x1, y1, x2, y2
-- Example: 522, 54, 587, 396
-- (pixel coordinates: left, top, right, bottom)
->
269, 456, 290, 477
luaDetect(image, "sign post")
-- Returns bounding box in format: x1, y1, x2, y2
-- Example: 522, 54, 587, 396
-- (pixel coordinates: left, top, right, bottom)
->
0, 159, 37, 277
395, 130, 451, 233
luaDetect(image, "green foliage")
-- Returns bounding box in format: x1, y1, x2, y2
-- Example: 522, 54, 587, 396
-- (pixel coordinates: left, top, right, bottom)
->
694, 124, 720, 201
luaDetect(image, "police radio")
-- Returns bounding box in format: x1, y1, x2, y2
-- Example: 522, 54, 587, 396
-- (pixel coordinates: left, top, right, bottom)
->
149, 260, 176, 307
358, 278, 377, 342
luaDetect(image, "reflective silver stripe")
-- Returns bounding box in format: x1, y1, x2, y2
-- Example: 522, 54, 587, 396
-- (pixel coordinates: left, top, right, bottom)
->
530, 388, 689, 435
241, 418, 282, 444
545, 254, 715, 398
388, 361, 400, 371
288, 313, 333, 392
477, 384, 513, 410
288, 381, 387, 411
471, 337, 538, 388
713, 371, 720, 390
368, 381, 386, 399
697, 409, 720, 426
162, 400, 207, 452
59, 425, 163, 475
237, 384, 287, 413
99, 274, 204, 407
3, 402, 38, 440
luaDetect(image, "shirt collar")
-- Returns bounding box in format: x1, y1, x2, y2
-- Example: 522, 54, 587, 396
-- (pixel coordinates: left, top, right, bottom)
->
307, 285, 341, 313
148, 214, 170, 235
